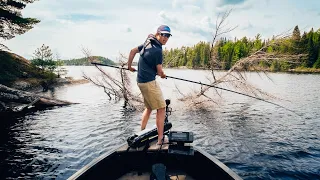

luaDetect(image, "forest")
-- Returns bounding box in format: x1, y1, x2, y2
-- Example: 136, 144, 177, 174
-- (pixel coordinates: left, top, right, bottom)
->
163, 26, 320, 72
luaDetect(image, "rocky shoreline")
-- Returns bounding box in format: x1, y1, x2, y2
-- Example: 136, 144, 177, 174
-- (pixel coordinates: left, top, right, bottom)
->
0, 78, 89, 116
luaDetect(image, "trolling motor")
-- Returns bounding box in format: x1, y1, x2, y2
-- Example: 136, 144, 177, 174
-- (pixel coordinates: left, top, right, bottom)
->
127, 99, 173, 148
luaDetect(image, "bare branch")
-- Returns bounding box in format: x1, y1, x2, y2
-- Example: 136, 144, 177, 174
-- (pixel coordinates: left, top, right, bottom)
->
0, 43, 10, 51
176, 11, 304, 109
80, 48, 143, 110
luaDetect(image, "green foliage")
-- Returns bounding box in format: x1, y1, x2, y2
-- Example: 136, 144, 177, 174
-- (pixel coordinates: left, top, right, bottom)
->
62, 56, 115, 66
0, 0, 40, 50
307, 30, 318, 67
162, 25, 320, 72
31, 44, 57, 71
0, 51, 23, 84
313, 51, 320, 68
313, 58, 320, 68
0, 50, 57, 85
270, 61, 280, 72
292, 25, 301, 41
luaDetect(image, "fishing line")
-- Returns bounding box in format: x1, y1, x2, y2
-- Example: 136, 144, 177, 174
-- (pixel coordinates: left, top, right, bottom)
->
91, 62, 297, 114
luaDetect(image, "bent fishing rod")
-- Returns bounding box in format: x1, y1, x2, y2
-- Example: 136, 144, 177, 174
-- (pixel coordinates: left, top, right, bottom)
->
91, 62, 294, 113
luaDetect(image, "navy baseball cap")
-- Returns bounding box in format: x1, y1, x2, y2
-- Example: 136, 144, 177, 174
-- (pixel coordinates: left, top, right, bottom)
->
157, 25, 172, 35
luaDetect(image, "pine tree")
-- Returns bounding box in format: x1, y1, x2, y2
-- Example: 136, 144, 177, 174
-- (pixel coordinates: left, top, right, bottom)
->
307, 30, 317, 67
0, 0, 40, 50
300, 32, 308, 53
313, 50, 320, 68
292, 25, 301, 41
291, 25, 301, 54
31, 44, 56, 72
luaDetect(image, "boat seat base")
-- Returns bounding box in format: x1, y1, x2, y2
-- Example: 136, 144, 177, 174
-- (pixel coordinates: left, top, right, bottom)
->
168, 145, 194, 156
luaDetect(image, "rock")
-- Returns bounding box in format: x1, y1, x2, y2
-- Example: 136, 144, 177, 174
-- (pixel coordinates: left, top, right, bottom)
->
11, 80, 33, 90
0, 84, 76, 114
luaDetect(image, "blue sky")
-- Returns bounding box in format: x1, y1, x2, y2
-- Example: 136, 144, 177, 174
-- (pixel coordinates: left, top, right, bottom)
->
4, 0, 320, 61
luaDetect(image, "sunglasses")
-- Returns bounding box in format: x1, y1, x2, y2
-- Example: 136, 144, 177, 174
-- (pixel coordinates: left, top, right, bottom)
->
160, 33, 171, 38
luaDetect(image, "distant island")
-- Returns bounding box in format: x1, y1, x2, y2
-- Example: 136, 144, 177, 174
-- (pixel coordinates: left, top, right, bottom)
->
62, 56, 116, 66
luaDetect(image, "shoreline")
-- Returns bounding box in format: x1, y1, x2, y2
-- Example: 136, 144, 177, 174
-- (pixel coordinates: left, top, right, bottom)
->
164, 66, 320, 74
62, 65, 320, 74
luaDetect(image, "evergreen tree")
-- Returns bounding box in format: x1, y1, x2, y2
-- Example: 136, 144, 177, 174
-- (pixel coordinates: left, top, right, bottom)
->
253, 33, 262, 51
31, 44, 56, 72
307, 29, 317, 67
0, 0, 40, 50
292, 25, 301, 41
161, 26, 320, 70
300, 32, 308, 53
292, 25, 301, 54
313, 50, 320, 68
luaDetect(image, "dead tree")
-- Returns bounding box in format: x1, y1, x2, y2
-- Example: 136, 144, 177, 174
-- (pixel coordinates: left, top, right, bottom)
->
0, 84, 75, 114
175, 10, 307, 109
82, 48, 143, 110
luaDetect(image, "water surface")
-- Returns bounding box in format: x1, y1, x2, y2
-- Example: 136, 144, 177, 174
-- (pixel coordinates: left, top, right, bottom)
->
1, 67, 319, 179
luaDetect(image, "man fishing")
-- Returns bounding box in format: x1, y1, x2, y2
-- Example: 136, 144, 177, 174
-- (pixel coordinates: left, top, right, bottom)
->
127, 25, 172, 145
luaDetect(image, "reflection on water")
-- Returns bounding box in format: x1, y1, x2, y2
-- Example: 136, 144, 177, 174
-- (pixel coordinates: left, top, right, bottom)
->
1, 67, 320, 179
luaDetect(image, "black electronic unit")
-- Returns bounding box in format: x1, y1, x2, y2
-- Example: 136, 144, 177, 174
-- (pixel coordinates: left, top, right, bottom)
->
168, 131, 194, 144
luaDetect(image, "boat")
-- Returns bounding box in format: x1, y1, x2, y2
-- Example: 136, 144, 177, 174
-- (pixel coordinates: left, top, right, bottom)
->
68, 99, 242, 180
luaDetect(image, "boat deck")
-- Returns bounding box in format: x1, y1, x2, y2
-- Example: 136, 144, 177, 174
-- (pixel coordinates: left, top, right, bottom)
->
117, 139, 171, 152
116, 140, 196, 179
118, 171, 195, 180
68, 136, 242, 180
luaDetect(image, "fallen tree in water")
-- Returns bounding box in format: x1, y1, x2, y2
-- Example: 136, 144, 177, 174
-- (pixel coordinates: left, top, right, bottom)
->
0, 84, 75, 114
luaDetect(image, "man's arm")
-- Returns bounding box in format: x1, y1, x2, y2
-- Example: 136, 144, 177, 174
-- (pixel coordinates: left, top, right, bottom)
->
156, 64, 166, 78
156, 51, 166, 78
127, 47, 139, 71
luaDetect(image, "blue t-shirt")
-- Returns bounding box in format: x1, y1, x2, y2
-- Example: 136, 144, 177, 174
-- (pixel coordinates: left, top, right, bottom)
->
137, 35, 163, 83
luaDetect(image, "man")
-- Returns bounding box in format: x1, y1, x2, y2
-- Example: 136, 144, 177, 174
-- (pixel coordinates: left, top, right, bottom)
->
127, 25, 172, 145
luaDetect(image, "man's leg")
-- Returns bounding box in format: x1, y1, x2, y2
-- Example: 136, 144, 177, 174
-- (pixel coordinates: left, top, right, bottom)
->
156, 107, 166, 144
141, 108, 152, 130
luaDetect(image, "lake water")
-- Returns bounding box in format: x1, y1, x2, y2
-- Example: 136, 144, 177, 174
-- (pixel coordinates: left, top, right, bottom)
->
1, 66, 319, 179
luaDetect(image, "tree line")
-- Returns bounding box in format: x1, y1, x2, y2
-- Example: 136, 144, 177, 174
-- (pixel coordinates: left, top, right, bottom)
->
62, 56, 115, 66
163, 26, 320, 71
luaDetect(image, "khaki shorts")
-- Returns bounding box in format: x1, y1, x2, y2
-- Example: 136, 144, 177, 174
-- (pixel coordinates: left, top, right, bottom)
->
137, 80, 166, 110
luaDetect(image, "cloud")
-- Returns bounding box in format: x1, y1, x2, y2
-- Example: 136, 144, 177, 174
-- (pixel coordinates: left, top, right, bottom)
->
172, 0, 197, 8
5, 0, 320, 61
159, 11, 179, 24
219, 0, 247, 6
241, 22, 253, 30
263, 14, 273, 19
213, 0, 253, 15
159, 11, 214, 39
58, 14, 105, 22
182, 5, 201, 14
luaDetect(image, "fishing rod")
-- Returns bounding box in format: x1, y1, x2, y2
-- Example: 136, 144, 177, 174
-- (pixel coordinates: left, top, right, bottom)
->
91, 62, 134, 71
91, 62, 294, 113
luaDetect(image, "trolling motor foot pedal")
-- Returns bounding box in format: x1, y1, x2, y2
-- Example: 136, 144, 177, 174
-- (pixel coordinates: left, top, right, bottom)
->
168, 145, 194, 156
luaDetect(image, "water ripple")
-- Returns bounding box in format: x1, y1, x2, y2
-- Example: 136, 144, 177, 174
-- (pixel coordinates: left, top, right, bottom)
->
1, 70, 320, 180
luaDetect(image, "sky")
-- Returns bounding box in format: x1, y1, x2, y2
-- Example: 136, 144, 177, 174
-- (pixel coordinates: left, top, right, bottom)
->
3, 0, 320, 61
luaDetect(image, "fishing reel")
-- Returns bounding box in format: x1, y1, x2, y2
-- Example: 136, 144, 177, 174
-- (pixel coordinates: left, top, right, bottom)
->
165, 99, 172, 123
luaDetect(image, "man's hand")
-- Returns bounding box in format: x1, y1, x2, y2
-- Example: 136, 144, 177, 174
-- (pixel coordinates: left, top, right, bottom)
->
160, 73, 166, 79
128, 66, 136, 72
